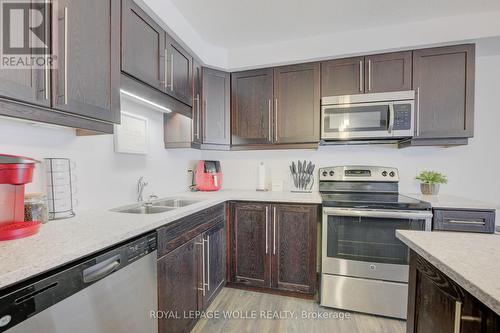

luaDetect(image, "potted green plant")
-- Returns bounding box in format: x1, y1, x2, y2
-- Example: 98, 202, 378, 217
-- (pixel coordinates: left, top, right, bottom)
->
415, 171, 448, 195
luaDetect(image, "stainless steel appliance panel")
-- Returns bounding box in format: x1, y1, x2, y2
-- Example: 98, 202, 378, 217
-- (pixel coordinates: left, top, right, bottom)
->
321, 91, 414, 141
320, 274, 408, 319
6, 252, 158, 333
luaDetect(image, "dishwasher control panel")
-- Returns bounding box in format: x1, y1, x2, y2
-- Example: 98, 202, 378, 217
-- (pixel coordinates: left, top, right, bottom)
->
127, 233, 157, 262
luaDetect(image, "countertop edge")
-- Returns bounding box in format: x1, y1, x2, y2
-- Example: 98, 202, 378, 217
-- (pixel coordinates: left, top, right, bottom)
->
0, 191, 322, 290
396, 230, 500, 316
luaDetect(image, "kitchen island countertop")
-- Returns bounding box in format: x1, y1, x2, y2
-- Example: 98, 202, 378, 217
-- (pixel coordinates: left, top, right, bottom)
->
396, 230, 500, 316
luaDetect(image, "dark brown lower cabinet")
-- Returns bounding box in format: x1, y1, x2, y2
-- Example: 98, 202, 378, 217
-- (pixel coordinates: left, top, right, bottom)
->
407, 251, 499, 333
158, 236, 201, 333
272, 204, 317, 293
201, 222, 226, 308
229, 202, 318, 295
157, 206, 226, 333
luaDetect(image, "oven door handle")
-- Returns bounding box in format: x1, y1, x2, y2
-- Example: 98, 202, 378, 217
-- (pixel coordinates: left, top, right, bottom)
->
323, 208, 433, 220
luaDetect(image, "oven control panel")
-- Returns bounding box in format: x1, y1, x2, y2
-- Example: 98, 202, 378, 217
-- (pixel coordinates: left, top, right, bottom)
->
319, 166, 399, 182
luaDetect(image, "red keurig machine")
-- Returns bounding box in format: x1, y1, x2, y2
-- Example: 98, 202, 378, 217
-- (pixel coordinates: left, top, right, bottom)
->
193, 160, 222, 192
0, 154, 41, 240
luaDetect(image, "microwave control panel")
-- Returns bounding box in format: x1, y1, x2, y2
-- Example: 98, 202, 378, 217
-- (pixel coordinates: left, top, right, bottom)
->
393, 104, 412, 130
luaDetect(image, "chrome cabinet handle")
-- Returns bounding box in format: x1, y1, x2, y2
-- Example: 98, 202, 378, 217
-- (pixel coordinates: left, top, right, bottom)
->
368, 59, 372, 91
265, 207, 269, 254
359, 60, 363, 92
206, 236, 210, 291
63, 6, 68, 105
454, 301, 462, 333
170, 53, 174, 92
203, 99, 207, 141
268, 99, 272, 141
447, 219, 486, 226
164, 50, 168, 89
388, 103, 395, 134
196, 94, 201, 140
416, 87, 421, 136
196, 241, 206, 296
274, 98, 278, 143
45, 60, 50, 100
44, 0, 50, 101
273, 206, 276, 255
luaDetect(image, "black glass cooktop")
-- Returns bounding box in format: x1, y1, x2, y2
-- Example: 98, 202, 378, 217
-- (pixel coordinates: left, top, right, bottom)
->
321, 192, 431, 210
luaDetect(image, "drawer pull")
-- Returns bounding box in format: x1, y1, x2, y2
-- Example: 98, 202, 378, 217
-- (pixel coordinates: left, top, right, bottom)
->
454, 301, 462, 333
447, 219, 486, 226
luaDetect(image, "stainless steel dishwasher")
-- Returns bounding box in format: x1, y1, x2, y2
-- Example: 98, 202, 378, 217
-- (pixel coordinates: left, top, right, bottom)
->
0, 232, 158, 333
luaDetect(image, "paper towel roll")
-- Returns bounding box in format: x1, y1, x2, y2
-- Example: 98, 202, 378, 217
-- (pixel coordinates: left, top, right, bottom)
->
258, 162, 266, 190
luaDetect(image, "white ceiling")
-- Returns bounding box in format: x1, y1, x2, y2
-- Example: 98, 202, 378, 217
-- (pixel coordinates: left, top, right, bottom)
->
170, 0, 500, 49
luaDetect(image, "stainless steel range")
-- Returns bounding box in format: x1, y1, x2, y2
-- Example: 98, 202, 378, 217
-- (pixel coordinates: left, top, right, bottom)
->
319, 166, 432, 319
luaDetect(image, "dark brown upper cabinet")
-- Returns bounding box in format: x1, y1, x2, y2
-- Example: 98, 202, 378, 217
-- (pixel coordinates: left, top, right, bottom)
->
410, 44, 475, 143
0, 0, 119, 132
201, 68, 230, 146
231, 69, 274, 146
53, 0, 120, 124
229, 202, 318, 295
165, 35, 193, 106
231, 65, 320, 148
0, 2, 50, 108
274, 63, 320, 144
321, 57, 364, 96
321, 52, 412, 97
192, 59, 202, 144
364, 51, 412, 93
121, 0, 165, 91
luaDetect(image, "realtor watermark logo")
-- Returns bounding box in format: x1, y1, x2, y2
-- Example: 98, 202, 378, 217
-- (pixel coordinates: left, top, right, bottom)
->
1, 0, 56, 68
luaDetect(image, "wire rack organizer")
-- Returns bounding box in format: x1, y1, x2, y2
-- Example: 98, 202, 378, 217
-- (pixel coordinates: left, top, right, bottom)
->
44, 158, 76, 220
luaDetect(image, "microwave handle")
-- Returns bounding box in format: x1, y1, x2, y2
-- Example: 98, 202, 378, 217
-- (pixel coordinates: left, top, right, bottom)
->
388, 103, 395, 134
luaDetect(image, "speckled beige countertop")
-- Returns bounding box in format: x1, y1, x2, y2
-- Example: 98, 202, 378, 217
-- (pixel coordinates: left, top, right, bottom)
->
0, 190, 321, 290
397, 230, 500, 316
404, 193, 499, 214
1, 190, 498, 293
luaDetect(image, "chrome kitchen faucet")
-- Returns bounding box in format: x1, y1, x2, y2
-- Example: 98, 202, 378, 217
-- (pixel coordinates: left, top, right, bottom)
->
137, 177, 148, 202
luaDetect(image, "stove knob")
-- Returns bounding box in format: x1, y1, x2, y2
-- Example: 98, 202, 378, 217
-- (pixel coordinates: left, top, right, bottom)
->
389, 171, 396, 177
382, 171, 388, 177
329, 171, 335, 176
322, 171, 328, 177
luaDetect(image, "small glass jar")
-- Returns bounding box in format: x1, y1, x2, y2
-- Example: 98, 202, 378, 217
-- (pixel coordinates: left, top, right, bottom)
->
25, 193, 49, 224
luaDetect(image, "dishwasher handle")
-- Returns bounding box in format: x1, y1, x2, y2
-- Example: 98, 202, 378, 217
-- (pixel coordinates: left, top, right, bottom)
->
83, 255, 121, 284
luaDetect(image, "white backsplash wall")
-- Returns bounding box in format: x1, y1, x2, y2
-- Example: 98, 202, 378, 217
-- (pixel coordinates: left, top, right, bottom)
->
0, 97, 201, 211
202, 52, 500, 208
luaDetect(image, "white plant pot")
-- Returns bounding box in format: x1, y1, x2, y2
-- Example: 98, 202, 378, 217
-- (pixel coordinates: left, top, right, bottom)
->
420, 183, 440, 195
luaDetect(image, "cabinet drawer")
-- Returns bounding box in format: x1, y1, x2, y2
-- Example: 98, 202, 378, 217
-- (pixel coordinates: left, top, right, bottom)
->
157, 203, 225, 258
433, 209, 495, 233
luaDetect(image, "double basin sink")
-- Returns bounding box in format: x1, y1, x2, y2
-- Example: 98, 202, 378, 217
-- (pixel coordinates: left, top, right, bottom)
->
113, 198, 201, 214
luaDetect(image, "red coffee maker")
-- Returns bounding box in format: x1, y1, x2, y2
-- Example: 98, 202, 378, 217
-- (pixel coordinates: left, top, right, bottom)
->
0, 154, 41, 240
193, 160, 222, 192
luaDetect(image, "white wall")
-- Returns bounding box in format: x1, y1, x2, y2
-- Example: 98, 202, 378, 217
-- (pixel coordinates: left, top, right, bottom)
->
202, 51, 500, 208
140, 0, 229, 69
227, 11, 500, 70
0, 97, 201, 211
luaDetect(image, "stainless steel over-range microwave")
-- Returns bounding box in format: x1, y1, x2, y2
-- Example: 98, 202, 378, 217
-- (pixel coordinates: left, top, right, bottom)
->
321, 90, 415, 141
